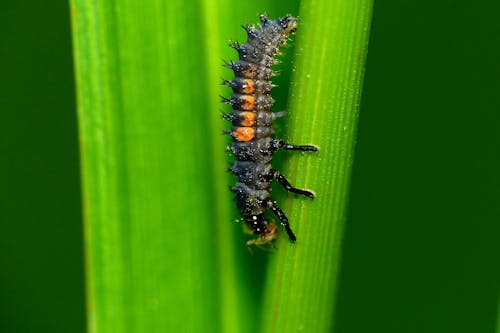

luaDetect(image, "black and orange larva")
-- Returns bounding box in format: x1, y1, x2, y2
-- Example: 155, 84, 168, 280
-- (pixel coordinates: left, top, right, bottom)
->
222, 14, 317, 246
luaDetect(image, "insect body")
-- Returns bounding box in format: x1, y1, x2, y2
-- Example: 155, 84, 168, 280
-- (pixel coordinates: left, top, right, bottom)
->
223, 14, 317, 246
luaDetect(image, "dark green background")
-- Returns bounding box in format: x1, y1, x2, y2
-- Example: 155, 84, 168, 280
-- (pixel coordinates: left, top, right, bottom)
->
1, 1, 498, 333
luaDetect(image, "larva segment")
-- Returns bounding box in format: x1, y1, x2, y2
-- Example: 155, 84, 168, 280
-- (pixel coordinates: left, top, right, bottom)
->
233, 127, 255, 142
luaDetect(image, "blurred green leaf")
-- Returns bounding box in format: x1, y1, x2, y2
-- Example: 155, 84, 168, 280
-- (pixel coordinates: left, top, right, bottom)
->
71, 1, 225, 332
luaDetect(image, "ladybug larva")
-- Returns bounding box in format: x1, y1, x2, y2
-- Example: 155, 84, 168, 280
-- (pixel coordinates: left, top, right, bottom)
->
222, 14, 317, 246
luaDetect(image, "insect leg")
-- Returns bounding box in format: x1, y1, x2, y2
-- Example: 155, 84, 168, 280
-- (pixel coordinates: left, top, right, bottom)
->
267, 200, 296, 243
271, 139, 318, 152
273, 169, 314, 198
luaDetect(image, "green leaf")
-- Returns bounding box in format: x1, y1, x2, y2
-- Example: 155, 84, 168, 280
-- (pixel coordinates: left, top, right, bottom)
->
259, 1, 374, 332
71, 1, 227, 332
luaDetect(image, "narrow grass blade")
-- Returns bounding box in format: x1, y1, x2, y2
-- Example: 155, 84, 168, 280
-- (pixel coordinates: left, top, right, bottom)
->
71, 1, 223, 332
260, 1, 374, 332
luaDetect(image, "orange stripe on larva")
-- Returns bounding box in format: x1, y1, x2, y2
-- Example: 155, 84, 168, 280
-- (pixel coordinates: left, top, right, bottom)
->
243, 79, 255, 94
234, 127, 255, 142
243, 64, 257, 78
241, 112, 255, 126
240, 95, 255, 111
244, 70, 254, 78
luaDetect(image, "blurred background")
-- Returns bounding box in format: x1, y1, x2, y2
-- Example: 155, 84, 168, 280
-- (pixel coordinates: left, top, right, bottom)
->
0, 1, 498, 333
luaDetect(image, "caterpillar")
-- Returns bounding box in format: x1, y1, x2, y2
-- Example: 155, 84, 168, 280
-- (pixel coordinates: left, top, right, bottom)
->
222, 14, 317, 246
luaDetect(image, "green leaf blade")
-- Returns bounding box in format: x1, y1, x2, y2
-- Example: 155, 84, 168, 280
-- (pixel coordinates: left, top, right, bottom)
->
71, 1, 224, 332
260, 1, 374, 332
